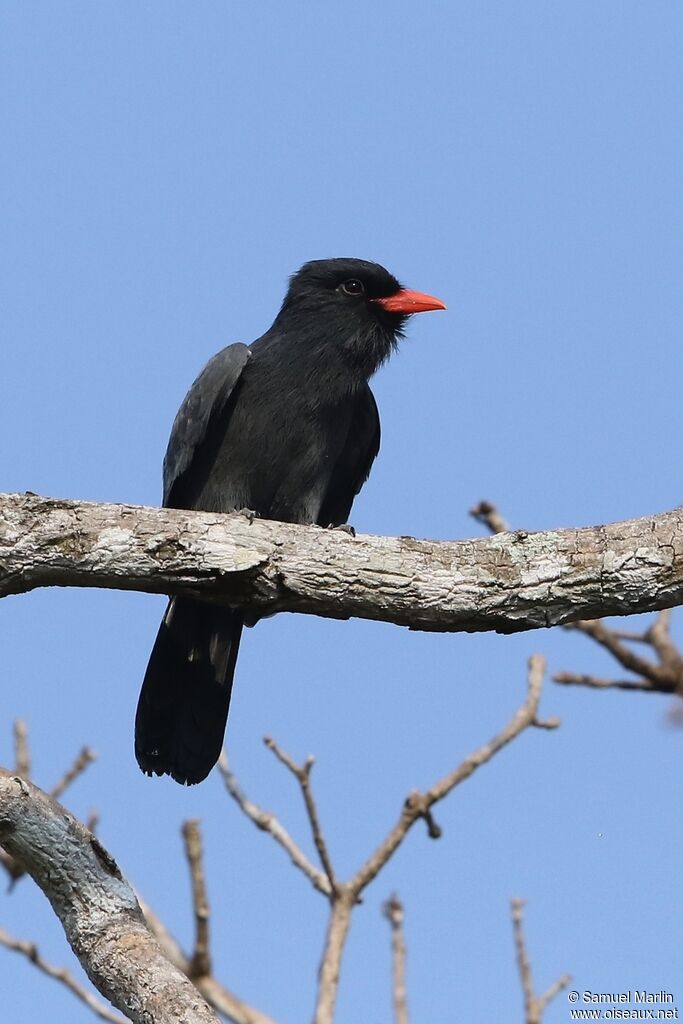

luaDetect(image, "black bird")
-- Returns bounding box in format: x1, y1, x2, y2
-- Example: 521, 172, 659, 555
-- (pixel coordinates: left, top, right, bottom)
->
135, 258, 445, 784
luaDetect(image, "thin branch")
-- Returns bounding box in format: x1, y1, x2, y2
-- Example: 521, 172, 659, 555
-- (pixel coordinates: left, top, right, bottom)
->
50, 746, 97, 800
512, 898, 535, 1018
641, 609, 683, 685
224, 657, 558, 1023
13, 720, 30, 779
383, 895, 409, 1024
264, 737, 337, 895
511, 898, 571, 1024
1, 736, 97, 887
469, 500, 509, 535
86, 810, 100, 833
567, 620, 664, 680
0, 848, 24, 886
313, 890, 354, 1024
137, 897, 188, 967
138, 896, 279, 1024
181, 820, 212, 978
0, 927, 126, 1023
557, 610, 683, 694
217, 751, 332, 897
309, 656, 558, 1024
606, 628, 651, 643
350, 655, 555, 896
1, 722, 33, 884
1, 727, 28, 886
553, 672, 672, 693
2, 492, 683, 634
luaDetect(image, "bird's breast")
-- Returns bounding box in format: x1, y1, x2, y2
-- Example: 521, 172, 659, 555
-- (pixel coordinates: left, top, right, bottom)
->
204, 369, 355, 525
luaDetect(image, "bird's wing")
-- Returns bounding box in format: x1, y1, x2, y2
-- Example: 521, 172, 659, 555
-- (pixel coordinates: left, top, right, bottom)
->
317, 384, 381, 528
162, 343, 251, 507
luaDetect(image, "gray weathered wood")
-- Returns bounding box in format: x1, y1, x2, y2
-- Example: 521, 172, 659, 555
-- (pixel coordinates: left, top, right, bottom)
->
0, 492, 681, 632
0, 770, 220, 1024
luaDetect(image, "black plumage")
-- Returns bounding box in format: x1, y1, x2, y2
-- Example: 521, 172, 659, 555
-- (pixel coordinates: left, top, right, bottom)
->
135, 258, 445, 784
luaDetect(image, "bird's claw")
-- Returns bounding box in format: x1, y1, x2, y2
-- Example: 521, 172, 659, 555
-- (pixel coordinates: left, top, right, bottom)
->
236, 507, 260, 524
329, 522, 356, 537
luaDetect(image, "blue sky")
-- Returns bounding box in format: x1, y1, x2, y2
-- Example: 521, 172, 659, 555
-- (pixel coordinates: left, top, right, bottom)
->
2, 2, 683, 1021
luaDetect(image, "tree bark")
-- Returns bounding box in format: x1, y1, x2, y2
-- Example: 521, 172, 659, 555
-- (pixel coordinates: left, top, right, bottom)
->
0, 770, 220, 1024
1, 491, 681, 633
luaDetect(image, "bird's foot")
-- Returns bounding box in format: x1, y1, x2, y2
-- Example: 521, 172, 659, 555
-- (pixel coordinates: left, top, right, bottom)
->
236, 507, 261, 524
329, 522, 356, 537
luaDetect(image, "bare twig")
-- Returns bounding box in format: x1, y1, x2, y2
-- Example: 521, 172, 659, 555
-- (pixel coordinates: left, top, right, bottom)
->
350, 655, 555, 896
86, 810, 100, 834
554, 672, 671, 692
511, 898, 571, 1024
645, 609, 680, 667
556, 610, 683, 694
314, 890, 354, 1024
606, 628, 652, 643
224, 657, 557, 1023
383, 895, 409, 1024
217, 751, 331, 897
567, 619, 666, 680
469, 500, 509, 535
512, 898, 535, 1017
13, 720, 30, 779
264, 737, 337, 895
2, 723, 33, 882
309, 656, 557, 1024
0, 927, 126, 1023
181, 820, 212, 978
2, 736, 97, 887
136, 897, 188, 967
138, 894, 277, 1024
0, 848, 24, 886
49, 746, 97, 800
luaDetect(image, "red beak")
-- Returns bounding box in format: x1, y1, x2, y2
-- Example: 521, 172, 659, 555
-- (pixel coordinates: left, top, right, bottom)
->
373, 288, 447, 315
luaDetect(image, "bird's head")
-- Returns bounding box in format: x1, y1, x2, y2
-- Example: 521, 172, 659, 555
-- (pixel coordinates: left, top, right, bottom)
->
274, 258, 446, 379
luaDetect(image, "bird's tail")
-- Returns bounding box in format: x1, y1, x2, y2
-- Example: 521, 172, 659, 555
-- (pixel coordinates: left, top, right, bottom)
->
135, 597, 243, 785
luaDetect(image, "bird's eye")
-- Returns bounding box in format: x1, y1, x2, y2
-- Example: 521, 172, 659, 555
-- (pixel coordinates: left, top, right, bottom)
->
340, 278, 365, 296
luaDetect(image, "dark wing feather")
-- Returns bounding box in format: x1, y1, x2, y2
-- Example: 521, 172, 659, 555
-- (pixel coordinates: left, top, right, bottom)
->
317, 384, 381, 527
163, 343, 251, 507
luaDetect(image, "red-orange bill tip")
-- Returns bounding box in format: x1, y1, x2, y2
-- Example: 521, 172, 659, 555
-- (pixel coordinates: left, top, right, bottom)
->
373, 288, 447, 315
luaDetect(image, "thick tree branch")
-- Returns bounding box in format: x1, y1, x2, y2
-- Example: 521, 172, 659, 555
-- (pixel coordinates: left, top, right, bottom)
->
0, 769, 220, 1024
1, 492, 683, 633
